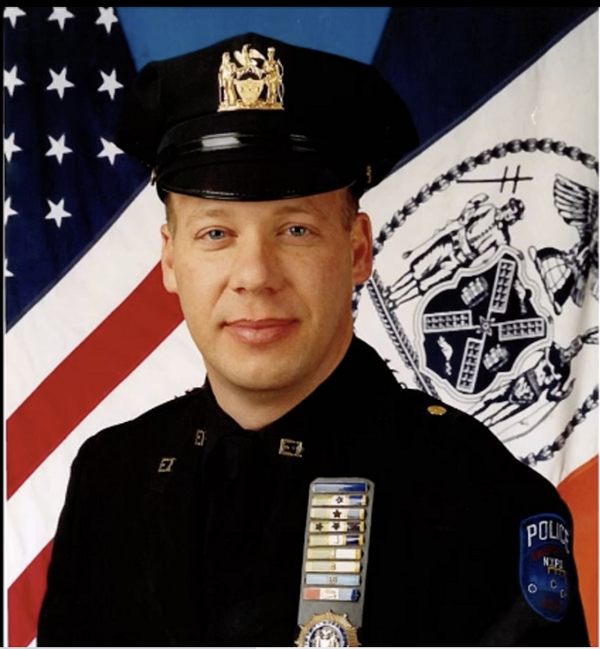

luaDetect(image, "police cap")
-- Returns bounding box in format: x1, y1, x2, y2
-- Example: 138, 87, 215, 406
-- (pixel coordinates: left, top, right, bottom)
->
115, 32, 418, 201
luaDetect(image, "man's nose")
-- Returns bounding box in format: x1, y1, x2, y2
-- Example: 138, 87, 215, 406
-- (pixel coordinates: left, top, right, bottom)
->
229, 234, 283, 294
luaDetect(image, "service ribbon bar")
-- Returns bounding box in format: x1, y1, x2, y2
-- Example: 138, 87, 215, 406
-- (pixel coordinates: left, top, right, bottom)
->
308, 534, 364, 547
309, 507, 365, 520
296, 478, 375, 647
306, 548, 362, 560
311, 494, 367, 506
311, 482, 367, 493
305, 560, 361, 573
305, 574, 361, 586
303, 588, 359, 602
309, 521, 365, 533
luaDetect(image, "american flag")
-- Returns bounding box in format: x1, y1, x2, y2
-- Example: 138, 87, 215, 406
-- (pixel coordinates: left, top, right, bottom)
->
4, 7, 197, 646
5, 7, 598, 647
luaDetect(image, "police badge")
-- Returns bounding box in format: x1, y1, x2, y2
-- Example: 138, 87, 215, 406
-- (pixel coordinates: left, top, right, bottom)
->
297, 611, 359, 647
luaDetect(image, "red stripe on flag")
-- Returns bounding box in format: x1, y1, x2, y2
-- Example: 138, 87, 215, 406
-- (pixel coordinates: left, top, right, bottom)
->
6, 264, 183, 499
558, 454, 599, 647
8, 540, 53, 648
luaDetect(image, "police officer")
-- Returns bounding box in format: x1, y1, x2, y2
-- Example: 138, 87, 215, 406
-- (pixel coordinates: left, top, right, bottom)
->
37, 32, 589, 647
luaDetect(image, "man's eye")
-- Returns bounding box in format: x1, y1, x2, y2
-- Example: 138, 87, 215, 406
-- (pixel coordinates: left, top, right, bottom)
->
203, 229, 227, 240
287, 225, 309, 237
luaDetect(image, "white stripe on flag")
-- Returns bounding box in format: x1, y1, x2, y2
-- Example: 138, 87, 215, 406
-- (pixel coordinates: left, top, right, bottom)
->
6, 184, 164, 418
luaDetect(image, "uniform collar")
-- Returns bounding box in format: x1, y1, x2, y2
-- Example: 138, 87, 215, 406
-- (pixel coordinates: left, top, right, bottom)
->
200, 336, 398, 454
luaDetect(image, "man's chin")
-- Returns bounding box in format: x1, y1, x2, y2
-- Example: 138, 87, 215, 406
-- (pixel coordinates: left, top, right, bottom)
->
204, 349, 314, 396
228, 363, 306, 394
201, 331, 348, 397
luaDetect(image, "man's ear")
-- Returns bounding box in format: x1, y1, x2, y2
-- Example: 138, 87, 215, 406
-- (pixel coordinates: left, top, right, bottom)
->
160, 223, 178, 294
351, 211, 373, 285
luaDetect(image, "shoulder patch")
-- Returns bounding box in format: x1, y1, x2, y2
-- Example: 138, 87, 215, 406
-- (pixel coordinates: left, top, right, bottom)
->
519, 513, 572, 621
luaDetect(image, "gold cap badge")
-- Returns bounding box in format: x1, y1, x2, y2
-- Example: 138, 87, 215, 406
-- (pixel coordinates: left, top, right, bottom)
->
218, 43, 284, 111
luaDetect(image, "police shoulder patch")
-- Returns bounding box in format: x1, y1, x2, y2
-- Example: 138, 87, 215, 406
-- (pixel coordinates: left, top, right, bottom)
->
520, 513, 572, 621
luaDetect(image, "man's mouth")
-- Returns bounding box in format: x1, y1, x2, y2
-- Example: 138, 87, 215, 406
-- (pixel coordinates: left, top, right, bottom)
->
224, 318, 298, 344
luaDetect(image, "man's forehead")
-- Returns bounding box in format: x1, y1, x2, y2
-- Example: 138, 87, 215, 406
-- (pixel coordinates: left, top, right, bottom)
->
168, 189, 346, 219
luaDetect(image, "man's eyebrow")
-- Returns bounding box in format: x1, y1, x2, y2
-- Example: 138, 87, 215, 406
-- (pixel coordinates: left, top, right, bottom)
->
182, 200, 330, 222
273, 200, 328, 219
184, 207, 232, 222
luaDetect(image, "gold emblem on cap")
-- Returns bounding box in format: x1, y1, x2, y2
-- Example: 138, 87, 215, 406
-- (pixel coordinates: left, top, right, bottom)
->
427, 404, 447, 416
296, 611, 359, 647
218, 44, 284, 111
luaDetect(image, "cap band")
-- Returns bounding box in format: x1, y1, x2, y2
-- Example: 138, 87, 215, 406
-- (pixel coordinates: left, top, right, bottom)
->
159, 130, 320, 163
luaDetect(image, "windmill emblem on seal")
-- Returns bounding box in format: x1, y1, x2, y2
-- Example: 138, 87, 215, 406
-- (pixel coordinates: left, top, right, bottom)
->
416, 247, 549, 396
218, 43, 284, 111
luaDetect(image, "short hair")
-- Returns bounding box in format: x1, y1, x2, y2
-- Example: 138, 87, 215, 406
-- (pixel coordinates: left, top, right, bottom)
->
342, 187, 360, 229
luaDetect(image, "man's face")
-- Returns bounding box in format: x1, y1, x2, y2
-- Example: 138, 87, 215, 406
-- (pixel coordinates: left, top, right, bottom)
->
160, 188, 372, 405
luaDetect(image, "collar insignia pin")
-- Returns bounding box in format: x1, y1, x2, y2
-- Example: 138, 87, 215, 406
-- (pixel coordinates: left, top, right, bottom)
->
279, 438, 303, 458
427, 404, 447, 416
157, 457, 176, 473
